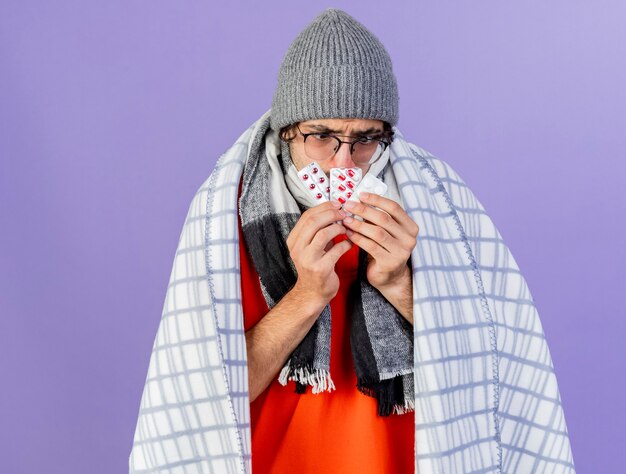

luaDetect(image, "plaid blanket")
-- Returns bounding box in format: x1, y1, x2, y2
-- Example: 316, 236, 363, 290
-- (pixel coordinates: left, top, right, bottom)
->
129, 110, 575, 473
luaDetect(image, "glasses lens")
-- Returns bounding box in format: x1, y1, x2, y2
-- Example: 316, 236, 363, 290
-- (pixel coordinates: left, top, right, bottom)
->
303, 134, 339, 161
352, 140, 385, 165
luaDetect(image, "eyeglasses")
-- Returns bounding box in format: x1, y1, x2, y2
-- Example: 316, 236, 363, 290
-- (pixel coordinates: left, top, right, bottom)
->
294, 124, 392, 166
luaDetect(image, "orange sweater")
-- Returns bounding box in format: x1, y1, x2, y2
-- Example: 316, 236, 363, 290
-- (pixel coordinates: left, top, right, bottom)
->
240, 228, 414, 474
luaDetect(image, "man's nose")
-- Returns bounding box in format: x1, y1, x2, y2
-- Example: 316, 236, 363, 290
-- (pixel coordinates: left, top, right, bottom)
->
330, 141, 356, 167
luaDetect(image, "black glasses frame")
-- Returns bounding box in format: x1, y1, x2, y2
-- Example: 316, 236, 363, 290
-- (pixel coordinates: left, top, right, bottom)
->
295, 124, 392, 164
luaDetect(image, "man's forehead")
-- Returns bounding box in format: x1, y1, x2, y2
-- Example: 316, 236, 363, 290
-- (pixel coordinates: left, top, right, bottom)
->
300, 118, 384, 134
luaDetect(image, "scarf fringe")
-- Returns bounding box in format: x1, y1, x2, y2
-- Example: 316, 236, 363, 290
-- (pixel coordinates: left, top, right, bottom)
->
357, 375, 414, 417
393, 398, 415, 415
278, 364, 336, 394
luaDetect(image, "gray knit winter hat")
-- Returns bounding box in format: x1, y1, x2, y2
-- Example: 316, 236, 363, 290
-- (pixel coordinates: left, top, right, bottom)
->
270, 8, 399, 131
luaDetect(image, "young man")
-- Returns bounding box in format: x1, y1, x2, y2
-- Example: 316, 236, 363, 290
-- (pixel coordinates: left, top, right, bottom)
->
130, 9, 575, 473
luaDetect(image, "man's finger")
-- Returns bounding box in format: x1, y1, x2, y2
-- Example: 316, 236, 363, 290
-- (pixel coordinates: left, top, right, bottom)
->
343, 200, 406, 240
321, 239, 353, 265
345, 229, 387, 261
343, 217, 395, 254
310, 223, 347, 253
289, 203, 346, 249
358, 192, 419, 236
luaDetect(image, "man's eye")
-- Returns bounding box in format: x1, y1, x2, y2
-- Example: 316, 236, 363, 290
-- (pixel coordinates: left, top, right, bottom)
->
313, 133, 332, 141
357, 136, 376, 144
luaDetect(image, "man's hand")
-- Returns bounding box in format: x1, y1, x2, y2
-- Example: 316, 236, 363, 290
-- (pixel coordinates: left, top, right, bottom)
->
287, 200, 353, 306
341, 192, 419, 323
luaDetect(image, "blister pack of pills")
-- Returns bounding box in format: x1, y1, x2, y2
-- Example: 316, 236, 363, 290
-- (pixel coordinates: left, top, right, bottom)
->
297, 162, 330, 203
348, 173, 388, 202
297, 162, 388, 213
329, 168, 362, 204
344, 173, 389, 221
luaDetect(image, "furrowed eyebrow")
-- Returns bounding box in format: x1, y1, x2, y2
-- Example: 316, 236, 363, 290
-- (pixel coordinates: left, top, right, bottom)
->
353, 127, 383, 135
305, 124, 383, 135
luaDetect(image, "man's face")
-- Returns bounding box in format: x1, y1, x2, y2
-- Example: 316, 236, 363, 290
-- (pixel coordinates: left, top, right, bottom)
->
288, 118, 385, 175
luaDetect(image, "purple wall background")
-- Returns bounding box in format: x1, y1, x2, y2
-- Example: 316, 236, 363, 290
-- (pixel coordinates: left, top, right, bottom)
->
1, 1, 624, 472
